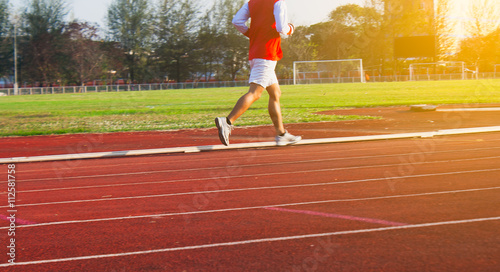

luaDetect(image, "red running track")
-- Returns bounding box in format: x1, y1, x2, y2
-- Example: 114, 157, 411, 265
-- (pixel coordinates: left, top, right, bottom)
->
1, 131, 499, 271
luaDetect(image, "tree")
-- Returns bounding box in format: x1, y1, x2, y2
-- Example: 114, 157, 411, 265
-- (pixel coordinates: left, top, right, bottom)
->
457, 27, 500, 72
107, 0, 153, 82
197, 8, 223, 81
434, 0, 455, 60
155, 0, 200, 83
195, 0, 248, 82
348, 1, 385, 69
0, 0, 7, 35
63, 21, 105, 86
308, 4, 382, 61
482, 28, 500, 67
0, 0, 11, 78
382, 0, 435, 39
381, 0, 436, 75
279, 26, 318, 79
100, 41, 127, 83
216, 0, 248, 81
458, 0, 500, 71
466, 0, 499, 38
21, 0, 68, 84
309, 18, 355, 61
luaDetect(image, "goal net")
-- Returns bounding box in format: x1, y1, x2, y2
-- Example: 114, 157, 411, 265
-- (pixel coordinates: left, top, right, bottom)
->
293, 59, 365, 85
409, 61, 466, 81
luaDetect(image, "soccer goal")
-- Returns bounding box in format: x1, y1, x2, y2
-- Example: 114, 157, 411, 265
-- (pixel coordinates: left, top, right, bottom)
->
293, 59, 366, 85
409, 61, 466, 81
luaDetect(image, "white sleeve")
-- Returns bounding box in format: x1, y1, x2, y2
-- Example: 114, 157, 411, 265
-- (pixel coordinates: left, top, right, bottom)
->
274, 0, 293, 35
232, 2, 250, 35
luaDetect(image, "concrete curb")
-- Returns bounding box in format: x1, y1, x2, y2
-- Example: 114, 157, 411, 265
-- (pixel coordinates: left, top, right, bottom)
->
2, 126, 500, 164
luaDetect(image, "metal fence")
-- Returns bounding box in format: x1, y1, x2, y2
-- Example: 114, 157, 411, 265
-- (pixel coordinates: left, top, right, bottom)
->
0, 80, 253, 96
297, 72, 500, 84
1, 73, 499, 96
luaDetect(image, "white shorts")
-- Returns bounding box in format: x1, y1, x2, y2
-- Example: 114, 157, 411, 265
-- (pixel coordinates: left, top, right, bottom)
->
249, 59, 278, 88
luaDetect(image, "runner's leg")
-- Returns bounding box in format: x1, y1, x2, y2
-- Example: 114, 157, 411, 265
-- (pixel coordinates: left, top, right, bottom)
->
266, 83, 286, 135
227, 83, 264, 124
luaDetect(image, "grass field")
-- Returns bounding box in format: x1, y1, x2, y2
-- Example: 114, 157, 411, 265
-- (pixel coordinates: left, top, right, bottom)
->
1, 79, 499, 137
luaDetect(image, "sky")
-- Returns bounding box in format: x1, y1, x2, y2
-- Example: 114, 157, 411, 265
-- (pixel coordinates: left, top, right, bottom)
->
11, 0, 364, 27
11, 0, 492, 36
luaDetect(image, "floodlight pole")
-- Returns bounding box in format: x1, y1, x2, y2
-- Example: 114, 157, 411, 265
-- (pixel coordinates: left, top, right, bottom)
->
13, 16, 19, 95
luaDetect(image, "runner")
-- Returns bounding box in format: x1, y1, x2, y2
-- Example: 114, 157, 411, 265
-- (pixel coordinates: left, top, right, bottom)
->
215, 0, 301, 146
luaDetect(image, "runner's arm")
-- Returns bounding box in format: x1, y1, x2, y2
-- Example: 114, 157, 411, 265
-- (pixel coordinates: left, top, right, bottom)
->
274, 0, 294, 35
232, 3, 250, 37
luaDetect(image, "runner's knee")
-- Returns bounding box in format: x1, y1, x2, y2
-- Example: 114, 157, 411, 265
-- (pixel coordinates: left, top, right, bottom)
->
267, 86, 281, 100
248, 84, 265, 100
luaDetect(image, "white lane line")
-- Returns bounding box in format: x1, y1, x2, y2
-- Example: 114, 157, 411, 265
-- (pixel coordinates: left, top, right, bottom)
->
4, 152, 405, 183
13, 144, 500, 183
7, 141, 423, 174
15, 138, 500, 176
4, 167, 500, 208
2, 167, 500, 209
6, 153, 404, 183
2, 126, 500, 164
1, 216, 499, 267
5, 152, 500, 205
1, 186, 499, 230
8, 153, 500, 196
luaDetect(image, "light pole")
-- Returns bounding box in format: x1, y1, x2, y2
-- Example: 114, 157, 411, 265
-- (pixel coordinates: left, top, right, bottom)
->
13, 16, 18, 95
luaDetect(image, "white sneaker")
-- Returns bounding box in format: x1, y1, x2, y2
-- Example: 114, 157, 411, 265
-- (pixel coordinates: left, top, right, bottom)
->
215, 117, 234, 146
275, 131, 302, 146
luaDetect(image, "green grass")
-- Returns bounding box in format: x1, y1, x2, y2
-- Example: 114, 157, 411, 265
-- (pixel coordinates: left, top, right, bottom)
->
1, 79, 499, 136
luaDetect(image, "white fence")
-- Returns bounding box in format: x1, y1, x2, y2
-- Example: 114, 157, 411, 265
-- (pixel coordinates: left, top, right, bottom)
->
0, 80, 256, 96
1, 73, 499, 96
298, 72, 500, 84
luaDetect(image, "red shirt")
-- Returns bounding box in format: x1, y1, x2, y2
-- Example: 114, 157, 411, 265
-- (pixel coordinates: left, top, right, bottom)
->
247, 0, 283, 61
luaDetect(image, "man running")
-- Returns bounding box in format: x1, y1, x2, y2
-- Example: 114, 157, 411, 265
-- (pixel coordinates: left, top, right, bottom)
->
215, 0, 301, 146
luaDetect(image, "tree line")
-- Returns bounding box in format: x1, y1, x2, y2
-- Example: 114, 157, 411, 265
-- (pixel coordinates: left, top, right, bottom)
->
0, 0, 250, 86
0, 0, 498, 87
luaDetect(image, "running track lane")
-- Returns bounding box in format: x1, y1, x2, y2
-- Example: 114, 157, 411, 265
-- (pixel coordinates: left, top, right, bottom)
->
1, 132, 499, 271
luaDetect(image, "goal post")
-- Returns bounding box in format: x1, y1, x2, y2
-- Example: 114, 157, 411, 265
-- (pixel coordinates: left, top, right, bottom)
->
293, 59, 366, 85
409, 61, 466, 81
